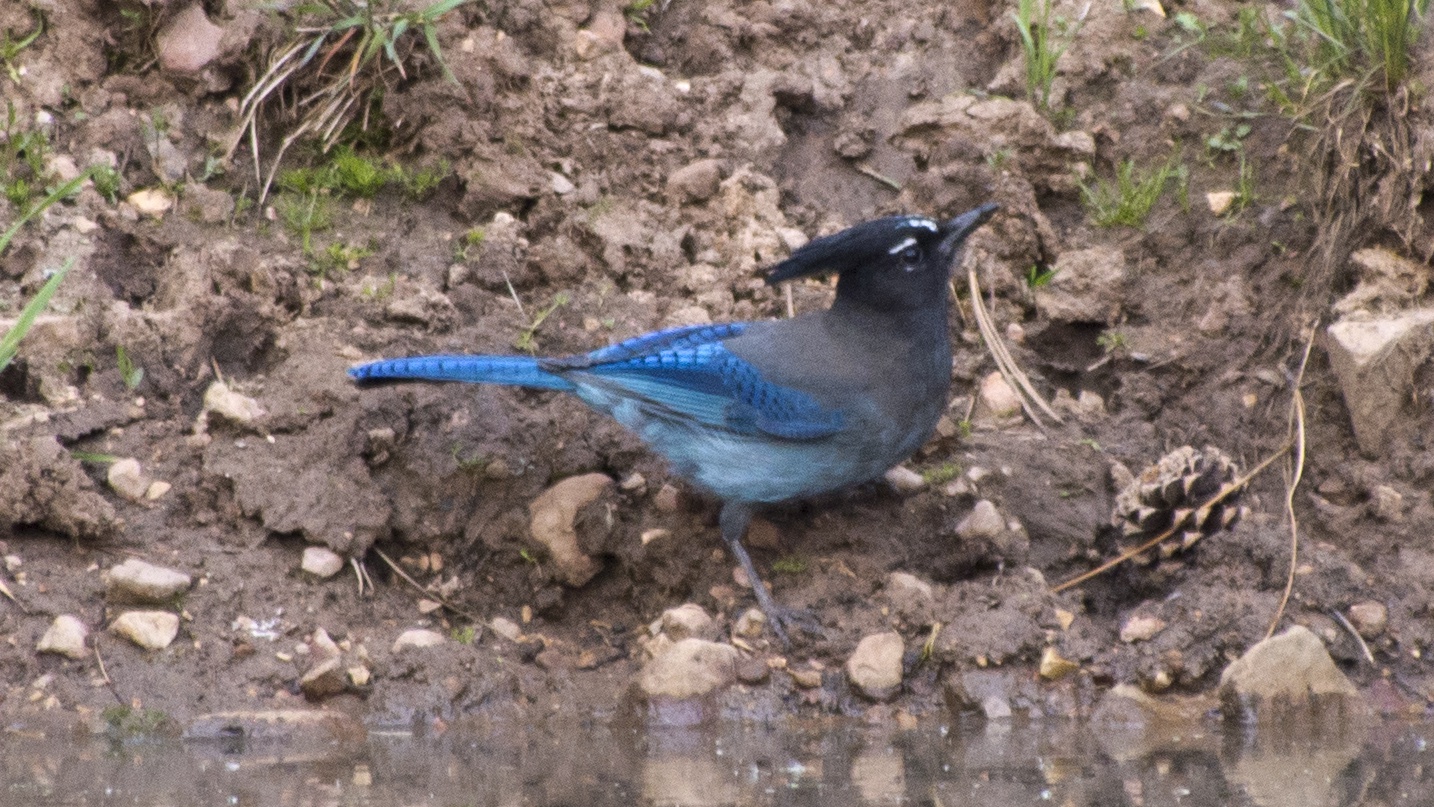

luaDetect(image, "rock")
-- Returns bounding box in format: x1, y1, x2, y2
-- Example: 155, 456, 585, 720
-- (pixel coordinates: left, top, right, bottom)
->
1206, 191, 1236, 216
157, 4, 225, 73
1038, 646, 1078, 680
528, 473, 613, 587
392, 629, 446, 653
637, 638, 739, 699
490, 616, 523, 642
110, 611, 181, 650
549, 171, 575, 195
180, 183, 235, 223
977, 372, 1022, 418
1120, 614, 1167, 643
300, 658, 348, 699
1219, 626, 1362, 721
1325, 308, 1434, 454
1370, 484, 1404, 521
846, 632, 904, 701
1347, 602, 1388, 638
105, 558, 193, 603
37, 615, 89, 659
658, 604, 716, 641
652, 483, 681, 513
106, 458, 152, 502
667, 159, 722, 204
732, 608, 766, 639
301, 546, 345, 578
1036, 246, 1127, 323
201, 380, 266, 427
126, 188, 174, 217
884, 572, 935, 620
145, 480, 172, 501
956, 500, 1005, 541
883, 465, 927, 493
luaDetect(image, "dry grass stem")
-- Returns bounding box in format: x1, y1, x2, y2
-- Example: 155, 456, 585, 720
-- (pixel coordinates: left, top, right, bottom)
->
967, 266, 1062, 430
1266, 323, 1316, 638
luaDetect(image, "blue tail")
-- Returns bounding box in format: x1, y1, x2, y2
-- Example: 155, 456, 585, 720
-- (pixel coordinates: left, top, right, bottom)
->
348, 355, 575, 391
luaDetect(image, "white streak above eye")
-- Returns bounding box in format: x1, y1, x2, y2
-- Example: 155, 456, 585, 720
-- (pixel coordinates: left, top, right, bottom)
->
887, 236, 918, 255
902, 217, 938, 232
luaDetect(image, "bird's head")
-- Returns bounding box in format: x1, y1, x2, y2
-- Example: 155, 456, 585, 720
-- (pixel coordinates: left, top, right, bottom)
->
765, 203, 999, 312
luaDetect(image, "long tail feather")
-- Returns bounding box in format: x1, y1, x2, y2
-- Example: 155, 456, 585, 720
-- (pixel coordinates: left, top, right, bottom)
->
348, 355, 575, 391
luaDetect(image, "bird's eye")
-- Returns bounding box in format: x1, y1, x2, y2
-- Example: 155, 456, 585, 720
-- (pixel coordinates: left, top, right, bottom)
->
901, 246, 923, 265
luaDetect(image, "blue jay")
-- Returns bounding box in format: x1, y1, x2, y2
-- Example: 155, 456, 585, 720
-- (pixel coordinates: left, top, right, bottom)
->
350, 203, 998, 644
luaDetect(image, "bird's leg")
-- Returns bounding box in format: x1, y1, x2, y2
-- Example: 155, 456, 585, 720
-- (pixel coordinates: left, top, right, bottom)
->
719, 502, 823, 646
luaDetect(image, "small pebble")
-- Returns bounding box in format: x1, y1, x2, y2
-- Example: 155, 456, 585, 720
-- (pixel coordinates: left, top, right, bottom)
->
110, 611, 180, 650
301, 546, 346, 579
37, 615, 89, 659
392, 629, 446, 653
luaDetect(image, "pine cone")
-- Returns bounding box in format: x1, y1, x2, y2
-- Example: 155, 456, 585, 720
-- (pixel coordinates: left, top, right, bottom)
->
1109, 445, 1246, 562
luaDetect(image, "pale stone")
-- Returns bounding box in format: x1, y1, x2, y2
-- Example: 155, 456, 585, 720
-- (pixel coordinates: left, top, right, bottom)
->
1036, 246, 1126, 323
126, 188, 174, 217
1325, 309, 1434, 454
490, 616, 522, 642
1219, 626, 1360, 711
846, 632, 904, 701
110, 611, 180, 650
37, 614, 89, 659
528, 473, 613, 586
883, 465, 927, 493
659, 603, 716, 641
1206, 191, 1236, 216
202, 380, 266, 425
106, 558, 193, 603
392, 629, 446, 653
977, 372, 1022, 418
955, 500, 1005, 541
107, 458, 152, 502
1038, 646, 1079, 680
1120, 614, 1167, 643
637, 638, 739, 699
667, 159, 722, 204
301, 546, 345, 578
1347, 602, 1388, 638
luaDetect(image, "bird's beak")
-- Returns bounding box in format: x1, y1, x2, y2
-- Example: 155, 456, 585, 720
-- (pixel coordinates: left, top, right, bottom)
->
939, 203, 999, 256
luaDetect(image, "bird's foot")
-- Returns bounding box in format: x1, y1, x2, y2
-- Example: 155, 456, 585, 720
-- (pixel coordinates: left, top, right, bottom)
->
760, 603, 827, 647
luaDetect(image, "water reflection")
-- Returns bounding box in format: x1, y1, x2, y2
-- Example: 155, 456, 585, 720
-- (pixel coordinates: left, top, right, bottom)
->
2, 715, 1430, 806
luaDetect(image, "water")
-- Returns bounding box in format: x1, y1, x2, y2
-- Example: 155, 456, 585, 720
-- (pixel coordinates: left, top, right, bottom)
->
4, 715, 1431, 806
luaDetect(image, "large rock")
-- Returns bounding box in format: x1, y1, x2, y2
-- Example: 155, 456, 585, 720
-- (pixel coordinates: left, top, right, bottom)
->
1325, 308, 1434, 454
636, 638, 739, 699
528, 473, 614, 587
1219, 626, 1363, 722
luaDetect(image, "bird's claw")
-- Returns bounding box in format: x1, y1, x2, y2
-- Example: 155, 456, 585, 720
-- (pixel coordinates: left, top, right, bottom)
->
762, 604, 827, 648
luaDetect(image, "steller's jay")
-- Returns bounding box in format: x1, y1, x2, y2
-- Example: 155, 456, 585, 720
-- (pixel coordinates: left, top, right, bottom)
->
350, 203, 998, 644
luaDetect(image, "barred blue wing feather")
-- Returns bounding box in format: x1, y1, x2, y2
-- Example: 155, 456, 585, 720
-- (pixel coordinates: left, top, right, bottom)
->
347, 355, 574, 390
567, 329, 845, 440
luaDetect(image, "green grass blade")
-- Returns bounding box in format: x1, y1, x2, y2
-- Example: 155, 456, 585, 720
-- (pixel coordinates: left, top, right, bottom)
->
0, 257, 74, 372
0, 168, 92, 255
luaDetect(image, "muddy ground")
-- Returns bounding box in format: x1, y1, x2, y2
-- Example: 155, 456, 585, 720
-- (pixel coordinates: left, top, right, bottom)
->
2, 0, 1433, 730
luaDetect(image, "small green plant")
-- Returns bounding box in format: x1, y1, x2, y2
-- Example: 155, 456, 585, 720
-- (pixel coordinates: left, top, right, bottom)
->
1226, 153, 1258, 216
90, 163, 122, 202
985, 147, 1014, 171
922, 462, 962, 486
276, 191, 332, 254
518, 547, 540, 565
115, 344, 143, 390
451, 443, 488, 471
0, 9, 42, 84
1025, 264, 1058, 288
513, 292, 571, 353
1012, 0, 1083, 110
1205, 123, 1251, 157
102, 706, 171, 737
1096, 330, 1128, 353
395, 159, 450, 199
1080, 157, 1182, 228
625, 0, 658, 31
70, 450, 123, 464
0, 259, 72, 372
452, 625, 477, 644
313, 241, 373, 277
331, 145, 386, 198
771, 556, 807, 575
359, 271, 398, 300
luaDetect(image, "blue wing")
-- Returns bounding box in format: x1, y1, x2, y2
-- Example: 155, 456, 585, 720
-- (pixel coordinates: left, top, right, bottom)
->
543, 323, 845, 440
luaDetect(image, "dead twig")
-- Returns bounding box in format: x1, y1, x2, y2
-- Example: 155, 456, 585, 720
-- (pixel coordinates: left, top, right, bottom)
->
967, 265, 1062, 430
372, 547, 478, 620
1266, 323, 1316, 638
